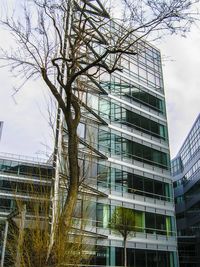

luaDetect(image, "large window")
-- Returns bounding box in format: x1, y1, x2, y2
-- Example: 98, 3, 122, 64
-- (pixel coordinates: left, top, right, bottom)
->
96, 204, 175, 236
145, 212, 174, 236
91, 247, 178, 267
128, 90, 165, 114
100, 80, 165, 114
126, 110, 167, 140
98, 130, 170, 169
0, 198, 12, 211
0, 159, 53, 179
135, 250, 146, 267
179, 117, 200, 167
97, 165, 172, 201
0, 180, 50, 195
99, 99, 168, 140
171, 157, 183, 176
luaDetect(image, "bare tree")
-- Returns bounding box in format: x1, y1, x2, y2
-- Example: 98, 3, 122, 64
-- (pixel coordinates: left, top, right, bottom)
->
0, 0, 199, 265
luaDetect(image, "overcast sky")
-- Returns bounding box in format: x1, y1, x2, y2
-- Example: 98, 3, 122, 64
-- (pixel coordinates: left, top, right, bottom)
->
159, 27, 200, 158
0, 2, 199, 160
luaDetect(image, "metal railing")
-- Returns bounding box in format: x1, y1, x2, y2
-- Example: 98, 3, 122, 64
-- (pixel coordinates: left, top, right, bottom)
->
0, 152, 50, 165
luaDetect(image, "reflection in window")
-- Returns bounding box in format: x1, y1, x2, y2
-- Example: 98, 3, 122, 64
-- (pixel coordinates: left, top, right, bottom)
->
98, 130, 170, 169
90, 246, 108, 266
0, 180, 50, 195
77, 123, 85, 138
100, 81, 165, 114
135, 250, 146, 267
97, 165, 173, 201
100, 102, 168, 140
96, 204, 175, 236
107, 248, 176, 267
0, 159, 53, 178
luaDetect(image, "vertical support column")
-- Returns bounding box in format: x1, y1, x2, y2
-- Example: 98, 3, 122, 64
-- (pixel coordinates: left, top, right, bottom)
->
106, 246, 110, 266
0, 221, 9, 267
110, 246, 116, 267
171, 251, 179, 267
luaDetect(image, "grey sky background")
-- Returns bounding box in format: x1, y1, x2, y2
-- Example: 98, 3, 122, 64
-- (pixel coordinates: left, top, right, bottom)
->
159, 27, 200, 158
0, 1, 199, 160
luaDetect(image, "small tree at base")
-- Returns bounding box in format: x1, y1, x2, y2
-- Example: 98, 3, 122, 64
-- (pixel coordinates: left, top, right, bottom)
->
110, 207, 137, 267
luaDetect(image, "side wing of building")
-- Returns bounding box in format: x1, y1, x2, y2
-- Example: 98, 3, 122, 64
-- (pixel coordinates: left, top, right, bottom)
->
172, 114, 200, 267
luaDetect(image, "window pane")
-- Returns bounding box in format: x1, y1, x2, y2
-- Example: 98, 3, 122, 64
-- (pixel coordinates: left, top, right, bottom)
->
135, 249, 146, 267
146, 212, 156, 234
147, 251, 157, 267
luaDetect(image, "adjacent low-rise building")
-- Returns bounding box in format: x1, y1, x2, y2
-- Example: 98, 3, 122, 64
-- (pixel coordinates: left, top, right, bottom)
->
0, 152, 53, 266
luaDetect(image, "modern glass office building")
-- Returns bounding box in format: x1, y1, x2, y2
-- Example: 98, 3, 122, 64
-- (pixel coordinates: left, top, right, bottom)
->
0, 3, 179, 265
64, 32, 179, 266
172, 114, 200, 267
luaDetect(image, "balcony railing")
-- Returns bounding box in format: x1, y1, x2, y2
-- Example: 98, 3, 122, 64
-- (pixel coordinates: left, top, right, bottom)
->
0, 152, 50, 165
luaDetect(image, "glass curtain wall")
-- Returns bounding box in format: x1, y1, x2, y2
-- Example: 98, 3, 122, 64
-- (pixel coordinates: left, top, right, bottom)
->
74, 18, 178, 267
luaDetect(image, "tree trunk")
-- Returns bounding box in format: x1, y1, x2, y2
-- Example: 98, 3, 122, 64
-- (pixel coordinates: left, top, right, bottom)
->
60, 123, 79, 226
56, 119, 79, 264
124, 237, 127, 267
46, 123, 80, 265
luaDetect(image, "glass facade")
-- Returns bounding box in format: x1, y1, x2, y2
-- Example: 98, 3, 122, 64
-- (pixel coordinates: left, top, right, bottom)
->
101, 81, 166, 114
98, 129, 170, 169
172, 114, 200, 267
177, 117, 200, 167
0, 153, 53, 266
68, 25, 179, 266
96, 204, 175, 236
0, 154, 52, 215
0, 157, 52, 178
99, 98, 168, 140
91, 246, 178, 267
97, 164, 173, 201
